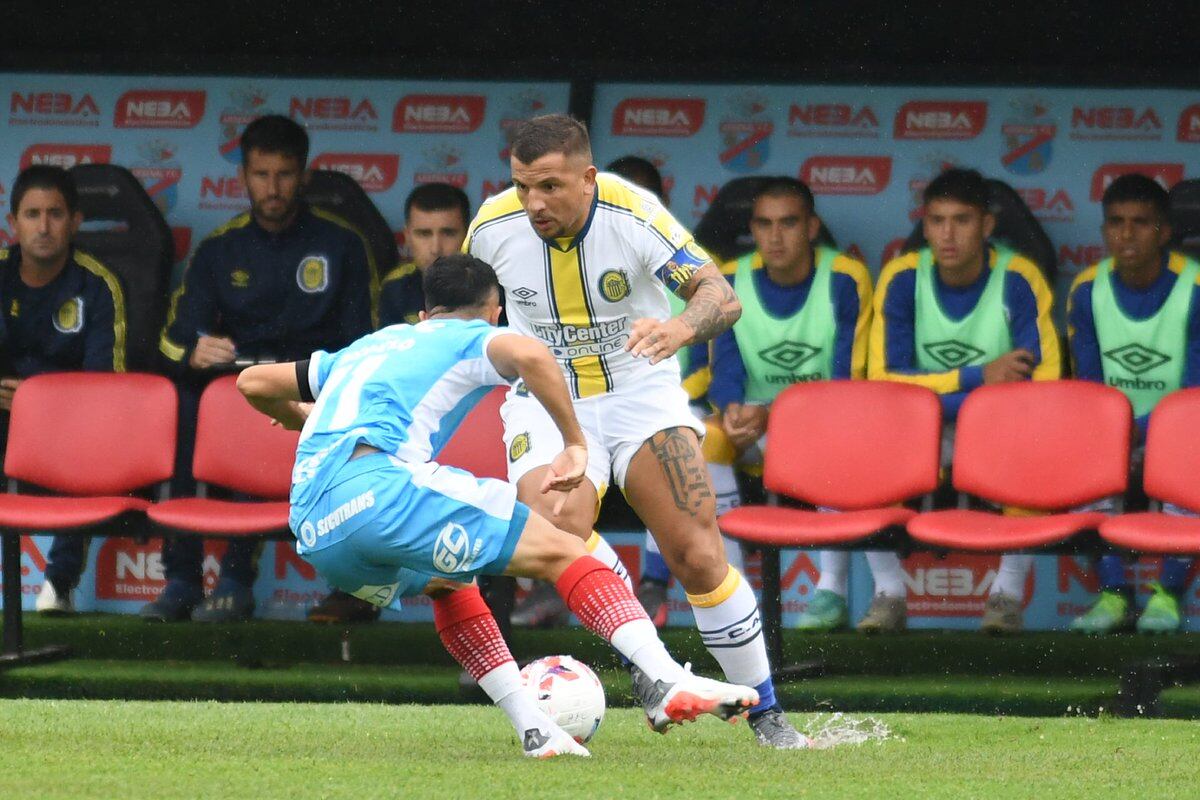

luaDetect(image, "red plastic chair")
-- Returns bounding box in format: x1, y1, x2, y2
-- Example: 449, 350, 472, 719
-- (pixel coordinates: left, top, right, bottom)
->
718, 380, 942, 669
907, 381, 1131, 552
435, 386, 509, 480
147, 375, 298, 538
0, 373, 177, 661
1100, 388, 1200, 554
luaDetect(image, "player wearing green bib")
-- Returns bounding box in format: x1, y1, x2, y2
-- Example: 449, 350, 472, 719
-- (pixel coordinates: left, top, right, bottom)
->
868, 168, 1061, 635
1067, 174, 1200, 635
708, 178, 872, 633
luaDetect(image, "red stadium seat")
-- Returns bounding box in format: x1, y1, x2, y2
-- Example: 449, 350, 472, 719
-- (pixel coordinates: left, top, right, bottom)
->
435, 386, 508, 479
148, 375, 297, 538
717, 380, 942, 673
1100, 388, 1200, 554
1, 373, 177, 662
907, 381, 1131, 552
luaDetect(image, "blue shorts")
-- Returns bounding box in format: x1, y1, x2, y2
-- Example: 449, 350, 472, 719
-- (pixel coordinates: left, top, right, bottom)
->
290, 452, 530, 610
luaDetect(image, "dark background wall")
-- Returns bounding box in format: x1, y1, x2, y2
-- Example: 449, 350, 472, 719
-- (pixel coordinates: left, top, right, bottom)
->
5, 1, 1198, 88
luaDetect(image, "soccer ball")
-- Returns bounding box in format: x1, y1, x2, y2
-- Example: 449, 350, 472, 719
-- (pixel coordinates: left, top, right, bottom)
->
519, 655, 606, 743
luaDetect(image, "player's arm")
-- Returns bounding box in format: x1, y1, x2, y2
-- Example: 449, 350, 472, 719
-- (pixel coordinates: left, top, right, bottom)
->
1185, 284, 1200, 388
1066, 271, 1102, 382
82, 270, 127, 373
236, 361, 311, 431
629, 253, 741, 364
833, 260, 873, 380
486, 333, 587, 506
1007, 263, 1061, 381
160, 244, 235, 372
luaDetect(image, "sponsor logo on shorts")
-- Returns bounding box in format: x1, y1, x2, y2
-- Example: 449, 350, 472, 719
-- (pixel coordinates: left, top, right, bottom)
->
351, 583, 400, 607
432, 522, 483, 573
597, 269, 631, 302
298, 490, 376, 549
509, 432, 531, 462
297, 255, 329, 293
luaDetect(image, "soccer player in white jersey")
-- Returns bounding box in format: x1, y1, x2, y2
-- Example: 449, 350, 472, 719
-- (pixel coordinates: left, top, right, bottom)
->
465, 115, 805, 748
236, 254, 761, 758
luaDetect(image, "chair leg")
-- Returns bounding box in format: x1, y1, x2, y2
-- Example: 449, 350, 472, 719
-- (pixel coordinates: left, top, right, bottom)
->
0, 532, 71, 668
2, 531, 23, 656
759, 546, 784, 669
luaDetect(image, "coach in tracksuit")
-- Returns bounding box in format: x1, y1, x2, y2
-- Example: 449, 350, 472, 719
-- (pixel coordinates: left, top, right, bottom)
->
146, 115, 374, 623
0, 165, 128, 615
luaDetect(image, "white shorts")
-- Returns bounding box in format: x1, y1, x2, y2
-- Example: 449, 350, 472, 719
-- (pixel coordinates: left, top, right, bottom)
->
501, 371, 706, 492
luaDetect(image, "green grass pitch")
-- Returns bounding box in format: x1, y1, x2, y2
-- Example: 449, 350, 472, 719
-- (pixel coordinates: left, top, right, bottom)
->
2, 699, 1198, 800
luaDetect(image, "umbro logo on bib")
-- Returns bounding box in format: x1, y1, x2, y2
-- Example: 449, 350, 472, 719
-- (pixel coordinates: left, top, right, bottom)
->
923, 340, 986, 369
1103, 343, 1171, 375
757, 340, 821, 370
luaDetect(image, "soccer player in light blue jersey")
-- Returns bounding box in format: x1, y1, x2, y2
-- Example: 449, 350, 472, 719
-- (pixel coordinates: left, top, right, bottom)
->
237, 254, 766, 758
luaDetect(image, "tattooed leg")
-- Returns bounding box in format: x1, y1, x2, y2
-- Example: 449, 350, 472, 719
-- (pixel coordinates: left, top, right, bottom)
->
623, 427, 727, 594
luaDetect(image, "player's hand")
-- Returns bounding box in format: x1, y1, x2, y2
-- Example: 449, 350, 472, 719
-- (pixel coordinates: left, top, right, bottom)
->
189, 335, 237, 369
625, 317, 690, 365
0, 377, 22, 412
269, 401, 313, 430
540, 444, 588, 517
722, 402, 767, 451
982, 349, 1035, 385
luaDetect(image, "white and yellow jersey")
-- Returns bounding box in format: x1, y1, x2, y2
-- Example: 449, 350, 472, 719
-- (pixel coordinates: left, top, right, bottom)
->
465, 172, 711, 399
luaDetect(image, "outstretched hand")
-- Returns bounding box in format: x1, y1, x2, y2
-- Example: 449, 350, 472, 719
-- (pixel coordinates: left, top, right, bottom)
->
539, 444, 588, 516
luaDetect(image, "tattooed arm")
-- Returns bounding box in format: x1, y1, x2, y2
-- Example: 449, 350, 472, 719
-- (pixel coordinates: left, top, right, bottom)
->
626, 263, 742, 364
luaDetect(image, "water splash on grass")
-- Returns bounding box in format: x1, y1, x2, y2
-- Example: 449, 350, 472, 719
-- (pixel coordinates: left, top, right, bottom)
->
802, 712, 899, 749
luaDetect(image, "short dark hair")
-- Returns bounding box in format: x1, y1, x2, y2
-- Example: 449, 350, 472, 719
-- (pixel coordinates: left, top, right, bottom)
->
11, 164, 78, 216
240, 114, 309, 167
923, 167, 989, 212
754, 176, 816, 215
511, 114, 591, 164
1102, 173, 1170, 220
423, 254, 501, 313
405, 183, 471, 228
606, 156, 664, 201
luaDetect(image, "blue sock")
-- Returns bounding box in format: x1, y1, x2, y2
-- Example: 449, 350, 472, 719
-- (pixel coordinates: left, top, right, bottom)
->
643, 550, 670, 584
748, 677, 778, 717
1097, 555, 1130, 593
1160, 558, 1191, 596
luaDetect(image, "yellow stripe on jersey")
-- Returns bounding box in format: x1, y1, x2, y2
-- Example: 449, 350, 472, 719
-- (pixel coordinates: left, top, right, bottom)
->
596, 173, 694, 253
464, 188, 525, 252
830, 252, 874, 380
73, 250, 128, 372
545, 243, 612, 397
1005, 253, 1061, 381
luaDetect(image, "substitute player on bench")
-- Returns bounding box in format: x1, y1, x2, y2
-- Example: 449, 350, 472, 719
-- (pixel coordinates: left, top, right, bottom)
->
1068, 174, 1200, 635
708, 177, 872, 633
237, 254, 762, 758
869, 168, 1061, 634
465, 114, 805, 748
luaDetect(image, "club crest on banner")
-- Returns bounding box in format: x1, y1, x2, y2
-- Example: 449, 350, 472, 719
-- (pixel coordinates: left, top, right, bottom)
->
1001, 96, 1056, 176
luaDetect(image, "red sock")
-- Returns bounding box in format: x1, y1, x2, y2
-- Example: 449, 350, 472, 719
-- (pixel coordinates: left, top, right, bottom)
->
555, 555, 650, 641
433, 585, 514, 681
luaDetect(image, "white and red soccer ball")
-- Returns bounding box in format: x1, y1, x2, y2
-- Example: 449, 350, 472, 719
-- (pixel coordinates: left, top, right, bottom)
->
519, 655, 606, 744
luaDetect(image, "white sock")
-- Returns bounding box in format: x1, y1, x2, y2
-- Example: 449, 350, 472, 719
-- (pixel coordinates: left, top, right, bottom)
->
865, 551, 906, 598
688, 567, 770, 687
482, 662, 556, 738
611, 618, 684, 684
815, 551, 849, 596
991, 554, 1032, 599
586, 531, 633, 591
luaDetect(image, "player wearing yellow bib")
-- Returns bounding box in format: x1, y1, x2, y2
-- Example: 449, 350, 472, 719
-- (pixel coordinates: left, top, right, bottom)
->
869, 168, 1061, 635
708, 178, 872, 633
1067, 174, 1200, 635
465, 115, 806, 748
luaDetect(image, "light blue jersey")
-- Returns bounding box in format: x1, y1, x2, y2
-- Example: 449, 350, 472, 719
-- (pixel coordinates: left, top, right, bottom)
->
292, 318, 510, 515
286, 320, 532, 608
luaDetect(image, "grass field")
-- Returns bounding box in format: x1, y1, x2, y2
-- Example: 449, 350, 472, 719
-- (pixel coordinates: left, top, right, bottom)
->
2, 700, 1198, 800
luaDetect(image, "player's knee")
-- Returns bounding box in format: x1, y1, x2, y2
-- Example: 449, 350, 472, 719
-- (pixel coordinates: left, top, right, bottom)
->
664, 536, 726, 585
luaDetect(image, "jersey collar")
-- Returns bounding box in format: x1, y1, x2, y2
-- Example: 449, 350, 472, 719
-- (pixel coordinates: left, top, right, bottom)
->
546, 192, 598, 252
